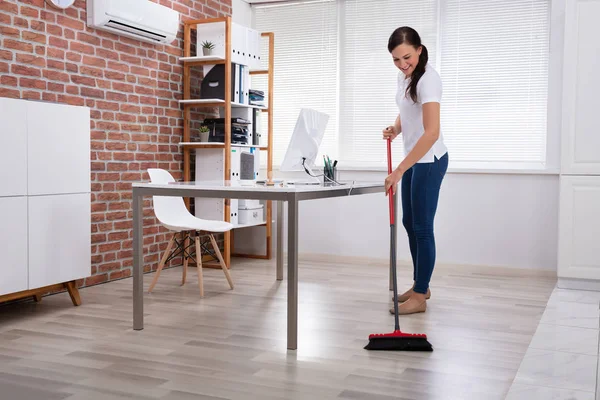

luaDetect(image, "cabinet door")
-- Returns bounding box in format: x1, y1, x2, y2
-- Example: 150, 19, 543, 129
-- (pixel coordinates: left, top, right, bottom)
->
0, 197, 28, 296
27, 101, 90, 196
0, 98, 28, 197
561, 0, 600, 174
28, 193, 91, 289
557, 176, 600, 280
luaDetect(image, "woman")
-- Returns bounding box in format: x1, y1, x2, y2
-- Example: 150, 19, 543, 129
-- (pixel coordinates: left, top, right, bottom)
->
383, 26, 449, 315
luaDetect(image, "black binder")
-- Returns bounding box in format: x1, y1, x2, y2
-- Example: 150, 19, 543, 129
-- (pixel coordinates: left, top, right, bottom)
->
200, 64, 238, 101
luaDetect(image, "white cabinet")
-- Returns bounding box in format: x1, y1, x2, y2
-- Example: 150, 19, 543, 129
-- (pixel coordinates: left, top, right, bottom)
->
557, 0, 600, 288
28, 193, 91, 290
0, 98, 91, 299
0, 197, 28, 296
557, 177, 600, 282
0, 99, 28, 197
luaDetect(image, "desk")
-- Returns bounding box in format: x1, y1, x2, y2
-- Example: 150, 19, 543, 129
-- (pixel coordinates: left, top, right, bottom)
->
131, 180, 384, 350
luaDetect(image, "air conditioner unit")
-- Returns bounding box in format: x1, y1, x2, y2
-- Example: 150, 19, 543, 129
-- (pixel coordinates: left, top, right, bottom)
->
87, 0, 179, 45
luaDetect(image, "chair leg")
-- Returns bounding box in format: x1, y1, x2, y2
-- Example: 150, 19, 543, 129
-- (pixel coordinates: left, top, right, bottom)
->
181, 232, 190, 286
148, 233, 176, 293
195, 234, 204, 297
209, 233, 234, 289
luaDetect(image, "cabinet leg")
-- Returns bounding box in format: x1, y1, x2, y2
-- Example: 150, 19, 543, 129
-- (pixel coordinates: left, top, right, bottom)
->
33, 293, 42, 302
64, 281, 81, 306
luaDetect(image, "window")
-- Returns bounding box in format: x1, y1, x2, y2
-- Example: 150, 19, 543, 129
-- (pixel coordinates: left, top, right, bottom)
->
439, 0, 550, 166
339, 0, 438, 167
253, 0, 338, 167
253, 0, 550, 170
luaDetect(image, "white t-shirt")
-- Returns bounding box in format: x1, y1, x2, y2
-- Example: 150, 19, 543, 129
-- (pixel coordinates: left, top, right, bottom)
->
396, 63, 447, 163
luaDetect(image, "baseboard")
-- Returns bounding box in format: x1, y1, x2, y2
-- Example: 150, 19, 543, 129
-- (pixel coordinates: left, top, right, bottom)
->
293, 252, 557, 277
558, 277, 600, 292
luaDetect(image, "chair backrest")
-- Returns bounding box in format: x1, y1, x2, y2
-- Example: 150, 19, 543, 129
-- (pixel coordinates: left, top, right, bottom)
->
147, 168, 191, 226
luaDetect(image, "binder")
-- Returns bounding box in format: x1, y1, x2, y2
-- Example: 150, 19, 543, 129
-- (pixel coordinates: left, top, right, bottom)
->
200, 63, 238, 101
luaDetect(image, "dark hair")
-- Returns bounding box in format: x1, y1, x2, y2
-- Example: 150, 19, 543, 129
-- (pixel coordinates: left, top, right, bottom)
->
388, 26, 428, 103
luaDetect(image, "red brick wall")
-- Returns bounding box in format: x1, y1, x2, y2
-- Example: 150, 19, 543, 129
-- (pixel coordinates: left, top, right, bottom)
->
0, 0, 232, 287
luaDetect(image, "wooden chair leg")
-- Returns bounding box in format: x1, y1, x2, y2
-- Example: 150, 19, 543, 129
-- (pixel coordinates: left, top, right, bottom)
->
195, 234, 204, 297
181, 232, 190, 286
209, 233, 234, 289
148, 233, 176, 293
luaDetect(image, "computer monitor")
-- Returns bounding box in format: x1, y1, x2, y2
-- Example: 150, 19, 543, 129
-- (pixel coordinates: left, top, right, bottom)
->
280, 108, 329, 179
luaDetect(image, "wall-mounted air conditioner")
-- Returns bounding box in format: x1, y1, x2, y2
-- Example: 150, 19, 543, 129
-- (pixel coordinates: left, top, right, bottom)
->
87, 0, 180, 45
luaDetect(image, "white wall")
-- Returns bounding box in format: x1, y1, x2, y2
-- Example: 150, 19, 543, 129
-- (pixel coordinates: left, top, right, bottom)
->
233, 170, 560, 271
231, 0, 565, 272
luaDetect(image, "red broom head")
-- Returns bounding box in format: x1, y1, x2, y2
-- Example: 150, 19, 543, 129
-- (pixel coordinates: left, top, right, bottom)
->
368, 330, 428, 340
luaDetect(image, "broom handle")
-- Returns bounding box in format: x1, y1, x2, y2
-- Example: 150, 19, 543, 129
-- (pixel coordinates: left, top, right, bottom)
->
387, 138, 400, 332
387, 138, 394, 224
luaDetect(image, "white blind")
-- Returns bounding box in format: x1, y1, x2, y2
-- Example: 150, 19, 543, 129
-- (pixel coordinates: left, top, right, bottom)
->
253, 0, 551, 169
253, 0, 338, 167
339, 0, 439, 167
440, 0, 550, 165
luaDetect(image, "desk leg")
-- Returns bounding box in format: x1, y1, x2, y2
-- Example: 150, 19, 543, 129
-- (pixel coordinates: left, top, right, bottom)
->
277, 200, 284, 281
133, 190, 144, 330
287, 198, 298, 350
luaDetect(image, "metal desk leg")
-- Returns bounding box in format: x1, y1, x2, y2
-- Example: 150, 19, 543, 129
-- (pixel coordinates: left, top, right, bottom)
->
277, 200, 284, 281
287, 198, 298, 350
133, 189, 144, 330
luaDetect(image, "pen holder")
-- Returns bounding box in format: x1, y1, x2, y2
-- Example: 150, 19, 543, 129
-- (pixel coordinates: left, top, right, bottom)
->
323, 165, 338, 184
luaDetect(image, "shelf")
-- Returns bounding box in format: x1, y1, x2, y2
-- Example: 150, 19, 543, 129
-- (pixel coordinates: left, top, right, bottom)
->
181, 17, 274, 266
179, 99, 268, 110
180, 142, 268, 150
179, 55, 226, 66
233, 220, 267, 229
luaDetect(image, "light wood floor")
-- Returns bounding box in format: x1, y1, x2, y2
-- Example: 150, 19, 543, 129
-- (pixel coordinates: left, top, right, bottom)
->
0, 257, 557, 400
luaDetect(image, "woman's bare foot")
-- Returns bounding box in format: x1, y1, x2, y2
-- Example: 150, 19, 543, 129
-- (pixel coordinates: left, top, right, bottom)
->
389, 293, 427, 315
392, 287, 431, 303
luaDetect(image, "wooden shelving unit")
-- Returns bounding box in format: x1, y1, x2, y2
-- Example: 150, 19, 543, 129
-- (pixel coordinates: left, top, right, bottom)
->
180, 16, 274, 268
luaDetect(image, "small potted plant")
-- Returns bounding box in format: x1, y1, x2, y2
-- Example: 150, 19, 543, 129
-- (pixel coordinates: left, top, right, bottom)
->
201, 40, 215, 56
199, 125, 210, 142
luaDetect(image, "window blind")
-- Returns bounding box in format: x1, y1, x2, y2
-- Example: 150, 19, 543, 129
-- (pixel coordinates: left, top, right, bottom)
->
252, 0, 551, 169
253, 0, 338, 167
338, 0, 439, 167
439, 0, 550, 165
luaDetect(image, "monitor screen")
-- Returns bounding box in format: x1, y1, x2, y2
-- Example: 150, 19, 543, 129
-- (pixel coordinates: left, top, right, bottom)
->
280, 108, 329, 172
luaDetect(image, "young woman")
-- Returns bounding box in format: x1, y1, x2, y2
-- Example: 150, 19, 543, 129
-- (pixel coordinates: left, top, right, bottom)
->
383, 26, 449, 315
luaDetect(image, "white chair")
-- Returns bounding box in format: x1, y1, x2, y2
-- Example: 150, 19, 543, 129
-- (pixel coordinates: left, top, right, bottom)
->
146, 168, 234, 297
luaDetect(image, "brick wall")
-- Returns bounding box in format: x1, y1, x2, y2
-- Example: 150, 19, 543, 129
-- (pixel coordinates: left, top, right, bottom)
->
0, 0, 232, 287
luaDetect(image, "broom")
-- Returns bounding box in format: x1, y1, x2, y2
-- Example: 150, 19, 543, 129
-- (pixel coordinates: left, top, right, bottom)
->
364, 138, 433, 351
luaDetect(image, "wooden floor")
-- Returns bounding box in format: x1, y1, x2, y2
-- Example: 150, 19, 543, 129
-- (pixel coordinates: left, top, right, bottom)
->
0, 257, 558, 400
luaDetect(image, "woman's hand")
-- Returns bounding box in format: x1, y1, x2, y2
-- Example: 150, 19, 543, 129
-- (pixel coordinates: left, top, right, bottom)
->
385, 168, 404, 196
382, 125, 398, 141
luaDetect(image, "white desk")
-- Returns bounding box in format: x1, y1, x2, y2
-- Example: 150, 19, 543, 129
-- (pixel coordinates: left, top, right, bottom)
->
131, 180, 384, 350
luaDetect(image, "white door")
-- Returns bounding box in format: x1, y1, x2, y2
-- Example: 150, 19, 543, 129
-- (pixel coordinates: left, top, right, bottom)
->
557, 176, 600, 280
28, 193, 91, 289
0, 197, 28, 296
0, 98, 28, 197
560, 0, 600, 175
26, 101, 90, 196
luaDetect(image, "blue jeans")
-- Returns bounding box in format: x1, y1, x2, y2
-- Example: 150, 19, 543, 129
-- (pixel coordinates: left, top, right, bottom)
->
400, 153, 448, 294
